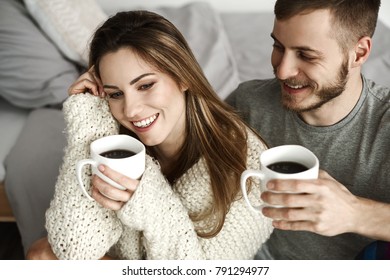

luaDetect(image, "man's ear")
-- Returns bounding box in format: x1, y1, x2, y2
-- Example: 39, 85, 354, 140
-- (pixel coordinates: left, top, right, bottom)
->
351, 36, 372, 68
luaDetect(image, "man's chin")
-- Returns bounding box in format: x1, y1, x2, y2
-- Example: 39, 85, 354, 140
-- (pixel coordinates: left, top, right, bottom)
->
281, 97, 326, 113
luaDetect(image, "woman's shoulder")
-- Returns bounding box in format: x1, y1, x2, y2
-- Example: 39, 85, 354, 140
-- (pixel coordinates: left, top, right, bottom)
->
246, 128, 267, 150
245, 127, 267, 167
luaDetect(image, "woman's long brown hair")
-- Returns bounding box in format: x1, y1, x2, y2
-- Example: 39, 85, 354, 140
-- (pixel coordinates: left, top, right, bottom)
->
89, 10, 264, 237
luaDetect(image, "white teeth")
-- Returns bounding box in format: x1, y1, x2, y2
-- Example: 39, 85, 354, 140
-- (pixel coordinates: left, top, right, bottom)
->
133, 114, 157, 128
285, 83, 304, 89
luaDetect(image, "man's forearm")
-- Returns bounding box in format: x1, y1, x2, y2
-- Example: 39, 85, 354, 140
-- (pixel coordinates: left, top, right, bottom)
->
356, 197, 390, 241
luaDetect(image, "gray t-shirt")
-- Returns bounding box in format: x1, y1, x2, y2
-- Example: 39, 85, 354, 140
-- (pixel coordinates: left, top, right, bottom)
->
226, 76, 390, 259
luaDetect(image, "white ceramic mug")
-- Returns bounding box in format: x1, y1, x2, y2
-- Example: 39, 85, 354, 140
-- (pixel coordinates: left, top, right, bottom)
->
240, 145, 319, 212
76, 134, 145, 200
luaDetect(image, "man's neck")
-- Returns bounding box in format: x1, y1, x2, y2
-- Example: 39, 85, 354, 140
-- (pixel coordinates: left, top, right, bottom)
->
299, 74, 363, 126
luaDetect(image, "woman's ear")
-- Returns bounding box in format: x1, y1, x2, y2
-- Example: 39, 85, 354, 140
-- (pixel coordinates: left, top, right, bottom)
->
351, 36, 372, 68
180, 84, 189, 93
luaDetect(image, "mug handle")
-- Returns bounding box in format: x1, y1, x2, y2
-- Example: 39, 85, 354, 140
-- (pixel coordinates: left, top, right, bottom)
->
240, 169, 266, 213
76, 159, 126, 201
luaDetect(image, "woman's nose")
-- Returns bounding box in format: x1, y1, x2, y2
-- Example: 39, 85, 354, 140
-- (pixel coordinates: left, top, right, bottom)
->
123, 94, 142, 119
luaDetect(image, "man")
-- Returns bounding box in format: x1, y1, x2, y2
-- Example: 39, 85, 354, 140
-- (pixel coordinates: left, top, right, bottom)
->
227, 0, 390, 259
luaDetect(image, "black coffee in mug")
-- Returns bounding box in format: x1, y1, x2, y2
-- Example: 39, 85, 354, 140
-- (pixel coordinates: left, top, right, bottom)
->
267, 161, 308, 174
100, 149, 136, 159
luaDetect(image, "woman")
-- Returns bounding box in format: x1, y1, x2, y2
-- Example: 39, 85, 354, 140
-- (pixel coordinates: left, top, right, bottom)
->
28, 10, 272, 260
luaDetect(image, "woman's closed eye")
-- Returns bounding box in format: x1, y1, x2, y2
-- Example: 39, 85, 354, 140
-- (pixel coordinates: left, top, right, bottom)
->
138, 82, 155, 91
108, 91, 123, 99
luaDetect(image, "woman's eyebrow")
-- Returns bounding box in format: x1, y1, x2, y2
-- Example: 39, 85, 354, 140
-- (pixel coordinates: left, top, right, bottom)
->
130, 73, 156, 85
103, 84, 119, 89
103, 73, 156, 89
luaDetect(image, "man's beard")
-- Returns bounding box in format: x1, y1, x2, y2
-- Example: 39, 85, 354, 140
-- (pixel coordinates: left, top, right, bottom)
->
276, 59, 349, 113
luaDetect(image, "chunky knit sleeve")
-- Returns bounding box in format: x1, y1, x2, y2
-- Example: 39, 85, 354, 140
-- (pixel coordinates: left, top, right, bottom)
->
117, 155, 204, 259
117, 129, 273, 259
45, 94, 141, 260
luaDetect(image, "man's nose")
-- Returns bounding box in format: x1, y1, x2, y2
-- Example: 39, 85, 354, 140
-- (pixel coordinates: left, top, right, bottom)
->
275, 52, 300, 80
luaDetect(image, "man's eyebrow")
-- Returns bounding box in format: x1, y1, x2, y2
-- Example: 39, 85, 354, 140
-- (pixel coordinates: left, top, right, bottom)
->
103, 73, 156, 89
270, 33, 324, 57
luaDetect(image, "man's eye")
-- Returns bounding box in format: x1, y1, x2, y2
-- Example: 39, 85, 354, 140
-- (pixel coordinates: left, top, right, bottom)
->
139, 82, 154, 91
108, 92, 123, 99
297, 52, 315, 61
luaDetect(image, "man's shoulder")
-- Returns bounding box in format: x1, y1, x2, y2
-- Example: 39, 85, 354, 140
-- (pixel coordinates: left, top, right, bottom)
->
236, 78, 279, 94
226, 78, 279, 107
365, 78, 390, 104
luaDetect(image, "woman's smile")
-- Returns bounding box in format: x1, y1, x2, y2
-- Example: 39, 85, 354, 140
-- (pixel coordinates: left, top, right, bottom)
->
132, 113, 159, 129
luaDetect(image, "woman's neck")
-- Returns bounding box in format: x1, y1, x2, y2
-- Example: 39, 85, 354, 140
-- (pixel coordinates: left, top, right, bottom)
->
150, 145, 180, 176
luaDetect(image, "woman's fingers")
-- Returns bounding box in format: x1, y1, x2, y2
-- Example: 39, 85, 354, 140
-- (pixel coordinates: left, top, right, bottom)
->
98, 165, 139, 192
68, 78, 100, 96
90, 164, 140, 211
91, 185, 125, 211
92, 174, 133, 200
68, 66, 106, 97
88, 67, 106, 97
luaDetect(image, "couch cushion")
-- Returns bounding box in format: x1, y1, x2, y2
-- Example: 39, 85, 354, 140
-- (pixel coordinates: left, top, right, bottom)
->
23, 0, 107, 66
0, 0, 79, 108
0, 98, 30, 181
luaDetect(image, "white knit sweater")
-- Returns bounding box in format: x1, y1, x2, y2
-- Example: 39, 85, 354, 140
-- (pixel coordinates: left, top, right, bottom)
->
46, 94, 273, 260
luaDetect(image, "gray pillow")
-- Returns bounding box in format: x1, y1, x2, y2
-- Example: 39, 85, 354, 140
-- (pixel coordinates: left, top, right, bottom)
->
362, 20, 390, 87
0, 0, 79, 108
23, 0, 107, 66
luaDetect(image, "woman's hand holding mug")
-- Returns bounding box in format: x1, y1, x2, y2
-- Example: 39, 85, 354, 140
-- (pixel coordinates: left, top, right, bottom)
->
76, 135, 145, 210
